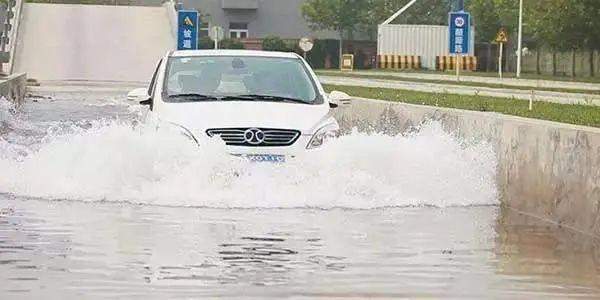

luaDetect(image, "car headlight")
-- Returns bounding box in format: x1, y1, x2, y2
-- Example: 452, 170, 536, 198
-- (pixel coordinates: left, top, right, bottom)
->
306, 123, 339, 149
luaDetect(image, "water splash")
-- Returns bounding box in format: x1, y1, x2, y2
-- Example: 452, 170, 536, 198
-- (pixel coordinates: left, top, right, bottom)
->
0, 111, 498, 208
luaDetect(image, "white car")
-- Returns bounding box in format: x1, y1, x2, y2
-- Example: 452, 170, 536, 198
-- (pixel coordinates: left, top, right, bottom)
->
128, 50, 351, 162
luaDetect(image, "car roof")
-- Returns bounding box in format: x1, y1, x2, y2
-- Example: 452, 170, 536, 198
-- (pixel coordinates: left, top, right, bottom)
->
170, 49, 301, 59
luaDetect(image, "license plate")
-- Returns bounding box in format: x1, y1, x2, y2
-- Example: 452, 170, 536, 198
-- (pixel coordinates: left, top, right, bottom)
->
245, 154, 286, 163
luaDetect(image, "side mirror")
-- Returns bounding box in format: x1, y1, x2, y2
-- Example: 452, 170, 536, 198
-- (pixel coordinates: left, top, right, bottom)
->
127, 88, 151, 104
328, 91, 352, 108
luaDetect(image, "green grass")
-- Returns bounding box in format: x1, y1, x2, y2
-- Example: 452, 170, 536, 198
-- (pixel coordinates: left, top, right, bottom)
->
329, 68, 600, 84
317, 71, 600, 95
440, 70, 600, 84
323, 84, 600, 128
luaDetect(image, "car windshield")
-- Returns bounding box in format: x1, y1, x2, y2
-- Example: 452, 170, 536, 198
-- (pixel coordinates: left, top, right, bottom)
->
164, 55, 319, 103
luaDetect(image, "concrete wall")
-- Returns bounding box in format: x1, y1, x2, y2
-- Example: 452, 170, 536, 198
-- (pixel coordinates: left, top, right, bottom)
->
334, 98, 600, 236
520, 48, 599, 77
0, 73, 26, 107
14, 3, 174, 81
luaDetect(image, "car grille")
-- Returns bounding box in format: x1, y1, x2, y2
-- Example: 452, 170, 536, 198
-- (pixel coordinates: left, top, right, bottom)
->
206, 128, 301, 147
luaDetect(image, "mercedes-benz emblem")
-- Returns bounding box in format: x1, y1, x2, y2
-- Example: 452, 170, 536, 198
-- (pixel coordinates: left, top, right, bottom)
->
244, 128, 265, 145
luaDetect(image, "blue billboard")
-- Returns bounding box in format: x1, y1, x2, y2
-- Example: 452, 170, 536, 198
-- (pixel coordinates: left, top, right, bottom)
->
449, 11, 471, 54
177, 10, 199, 50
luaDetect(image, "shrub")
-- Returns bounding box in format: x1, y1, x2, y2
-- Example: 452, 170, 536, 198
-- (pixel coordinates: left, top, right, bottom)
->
306, 39, 340, 69
198, 36, 215, 49
262, 35, 289, 52
219, 39, 244, 49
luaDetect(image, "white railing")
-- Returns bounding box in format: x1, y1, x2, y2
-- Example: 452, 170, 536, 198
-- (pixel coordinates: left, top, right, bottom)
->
7, 0, 24, 74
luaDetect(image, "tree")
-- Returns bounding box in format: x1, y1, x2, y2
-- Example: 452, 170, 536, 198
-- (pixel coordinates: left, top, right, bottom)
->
365, 0, 405, 25
467, 0, 500, 43
581, 0, 600, 76
527, 0, 585, 50
527, 0, 587, 76
365, 0, 453, 28
387, 0, 452, 25
301, 0, 370, 63
466, 0, 519, 43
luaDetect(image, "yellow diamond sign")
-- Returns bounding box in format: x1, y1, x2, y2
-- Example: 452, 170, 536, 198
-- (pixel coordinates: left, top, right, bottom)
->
495, 28, 508, 43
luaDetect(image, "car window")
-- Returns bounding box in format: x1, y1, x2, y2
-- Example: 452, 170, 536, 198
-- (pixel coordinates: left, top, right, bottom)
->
163, 56, 319, 103
148, 59, 162, 96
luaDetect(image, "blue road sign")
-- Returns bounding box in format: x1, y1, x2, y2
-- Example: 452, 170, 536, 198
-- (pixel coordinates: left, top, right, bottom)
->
449, 11, 470, 54
177, 10, 198, 50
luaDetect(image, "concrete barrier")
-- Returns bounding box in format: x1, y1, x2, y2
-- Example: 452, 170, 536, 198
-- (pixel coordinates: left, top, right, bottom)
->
0, 73, 26, 107
335, 98, 600, 236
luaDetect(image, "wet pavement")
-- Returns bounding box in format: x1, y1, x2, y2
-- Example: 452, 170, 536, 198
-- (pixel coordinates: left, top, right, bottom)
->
1, 82, 600, 299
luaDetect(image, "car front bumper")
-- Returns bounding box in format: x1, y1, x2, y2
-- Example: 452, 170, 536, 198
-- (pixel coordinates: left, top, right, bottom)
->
222, 134, 313, 157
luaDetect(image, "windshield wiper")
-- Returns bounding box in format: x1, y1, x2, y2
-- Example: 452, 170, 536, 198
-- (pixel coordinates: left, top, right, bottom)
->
235, 94, 310, 104
168, 93, 218, 101
169, 93, 310, 104
219, 95, 258, 101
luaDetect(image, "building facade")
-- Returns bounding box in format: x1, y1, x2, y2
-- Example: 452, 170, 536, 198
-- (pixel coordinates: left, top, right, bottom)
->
180, 0, 339, 40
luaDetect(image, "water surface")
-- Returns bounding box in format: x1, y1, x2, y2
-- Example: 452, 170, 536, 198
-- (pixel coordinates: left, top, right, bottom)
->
0, 82, 599, 298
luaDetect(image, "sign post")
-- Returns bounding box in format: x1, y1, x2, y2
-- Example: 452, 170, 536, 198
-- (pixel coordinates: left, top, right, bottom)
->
498, 42, 503, 79
516, 0, 524, 78
495, 28, 509, 79
298, 37, 314, 60
341, 54, 354, 72
456, 53, 461, 81
210, 26, 224, 50
177, 10, 198, 50
449, 11, 471, 81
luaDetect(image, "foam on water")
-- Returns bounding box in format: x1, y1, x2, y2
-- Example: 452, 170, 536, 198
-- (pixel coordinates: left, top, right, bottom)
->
0, 98, 498, 208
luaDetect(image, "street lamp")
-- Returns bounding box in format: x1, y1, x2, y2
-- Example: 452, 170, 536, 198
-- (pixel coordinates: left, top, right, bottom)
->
516, 0, 523, 78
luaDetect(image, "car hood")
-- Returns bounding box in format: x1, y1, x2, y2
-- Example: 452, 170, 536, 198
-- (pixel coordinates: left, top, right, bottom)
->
159, 101, 331, 133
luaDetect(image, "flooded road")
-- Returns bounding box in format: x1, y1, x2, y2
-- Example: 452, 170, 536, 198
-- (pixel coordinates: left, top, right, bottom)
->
1, 82, 600, 298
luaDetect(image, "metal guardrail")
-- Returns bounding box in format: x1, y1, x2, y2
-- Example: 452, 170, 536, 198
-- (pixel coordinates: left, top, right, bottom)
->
0, 0, 26, 107
7, 0, 24, 74
0, 0, 24, 74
